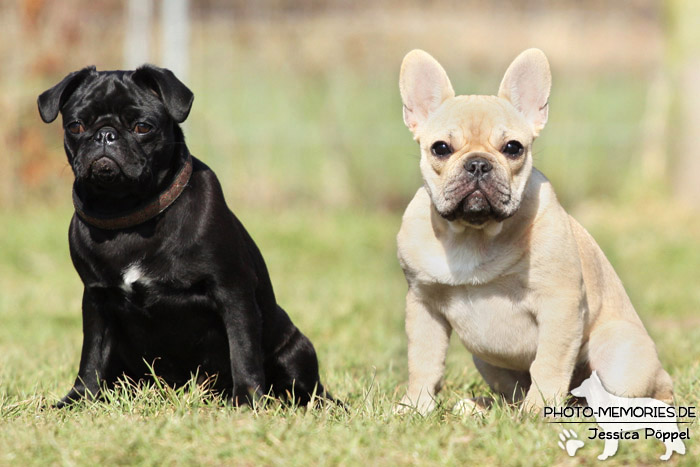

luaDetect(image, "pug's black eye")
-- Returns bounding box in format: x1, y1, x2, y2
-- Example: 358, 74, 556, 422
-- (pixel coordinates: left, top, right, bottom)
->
502, 140, 524, 157
67, 122, 85, 135
431, 141, 452, 157
134, 122, 152, 134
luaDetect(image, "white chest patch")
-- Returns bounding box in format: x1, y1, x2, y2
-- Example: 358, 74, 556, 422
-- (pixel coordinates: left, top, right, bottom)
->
121, 263, 151, 293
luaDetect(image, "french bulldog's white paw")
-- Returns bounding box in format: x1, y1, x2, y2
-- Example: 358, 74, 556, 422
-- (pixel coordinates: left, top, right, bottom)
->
520, 391, 546, 414
394, 393, 435, 416
452, 398, 488, 416
557, 429, 584, 457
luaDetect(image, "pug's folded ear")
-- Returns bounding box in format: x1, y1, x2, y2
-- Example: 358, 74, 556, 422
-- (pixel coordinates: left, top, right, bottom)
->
132, 65, 194, 123
37, 66, 96, 123
399, 50, 455, 138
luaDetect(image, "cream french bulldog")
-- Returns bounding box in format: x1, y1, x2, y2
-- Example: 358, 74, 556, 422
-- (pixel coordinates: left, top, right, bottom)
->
396, 48, 673, 414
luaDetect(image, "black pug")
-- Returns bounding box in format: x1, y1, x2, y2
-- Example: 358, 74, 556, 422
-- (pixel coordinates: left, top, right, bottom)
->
38, 65, 330, 408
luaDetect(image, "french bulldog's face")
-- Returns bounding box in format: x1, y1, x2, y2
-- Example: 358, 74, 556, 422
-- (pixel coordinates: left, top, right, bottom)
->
400, 49, 551, 228
38, 65, 193, 201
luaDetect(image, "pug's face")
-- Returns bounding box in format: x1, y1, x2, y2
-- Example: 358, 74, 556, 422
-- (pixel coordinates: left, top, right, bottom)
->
38, 65, 193, 203
400, 49, 551, 228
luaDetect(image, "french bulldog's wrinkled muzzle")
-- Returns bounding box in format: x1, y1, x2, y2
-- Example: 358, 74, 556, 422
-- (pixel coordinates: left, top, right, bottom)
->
439, 154, 514, 225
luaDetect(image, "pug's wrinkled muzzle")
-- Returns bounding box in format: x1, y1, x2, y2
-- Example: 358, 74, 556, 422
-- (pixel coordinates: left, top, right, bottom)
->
90, 156, 122, 185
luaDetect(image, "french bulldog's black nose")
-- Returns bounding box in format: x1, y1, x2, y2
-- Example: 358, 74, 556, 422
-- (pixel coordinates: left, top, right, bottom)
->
94, 127, 119, 145
465, 158, 492, 177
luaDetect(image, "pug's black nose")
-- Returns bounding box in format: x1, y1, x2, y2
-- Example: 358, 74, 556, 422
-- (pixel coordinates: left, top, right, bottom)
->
465, 158, 492, 178
91, 157, 119, 182
94, 127, 118, 145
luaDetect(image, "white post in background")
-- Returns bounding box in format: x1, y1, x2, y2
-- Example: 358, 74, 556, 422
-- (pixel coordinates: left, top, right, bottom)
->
672, 0, 700, 209
124, 0, 154, 68
161, 0, 190, 82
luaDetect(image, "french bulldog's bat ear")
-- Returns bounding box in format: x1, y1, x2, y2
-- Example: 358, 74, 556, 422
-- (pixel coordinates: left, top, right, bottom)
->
498, 48, 551, 136
132, 65, 194, 123
37, 66, 96, 123
399, 49, 455, 137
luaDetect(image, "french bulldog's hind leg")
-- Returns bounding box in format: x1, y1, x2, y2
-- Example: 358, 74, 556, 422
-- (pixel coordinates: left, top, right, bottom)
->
587, 319, 673, 403
453, 396, 492, 416
473, 356, 531, 402
453, 358, 530, 415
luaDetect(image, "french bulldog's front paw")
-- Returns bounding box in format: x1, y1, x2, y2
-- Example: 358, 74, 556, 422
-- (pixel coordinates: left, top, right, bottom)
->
394, 393, 436, 416
520, 391, 546, 413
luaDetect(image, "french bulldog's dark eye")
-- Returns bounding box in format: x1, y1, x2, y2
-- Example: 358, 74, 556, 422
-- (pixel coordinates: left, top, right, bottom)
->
67, 122, 85, 135
431, 141, 452, 157
502, 140, 524, 157
134, 122, 152, 134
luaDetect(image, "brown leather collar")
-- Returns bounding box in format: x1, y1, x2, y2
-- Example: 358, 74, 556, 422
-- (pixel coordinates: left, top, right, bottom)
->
72, 154, 193, 230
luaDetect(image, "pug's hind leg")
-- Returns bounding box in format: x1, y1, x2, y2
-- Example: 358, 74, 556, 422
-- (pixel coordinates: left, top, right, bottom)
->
264, 306, 327, 406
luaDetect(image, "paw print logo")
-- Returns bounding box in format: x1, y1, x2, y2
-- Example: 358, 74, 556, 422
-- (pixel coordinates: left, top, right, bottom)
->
558, 429, 584, 457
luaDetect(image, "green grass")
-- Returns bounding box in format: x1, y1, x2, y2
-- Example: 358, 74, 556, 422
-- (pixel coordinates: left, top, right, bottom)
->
7, 37, 699, 465
1, 198, 698, 465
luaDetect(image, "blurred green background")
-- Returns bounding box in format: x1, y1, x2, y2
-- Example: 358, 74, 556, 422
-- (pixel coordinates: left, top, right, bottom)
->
3, 0, 699, 210
1, 1, 699, 465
